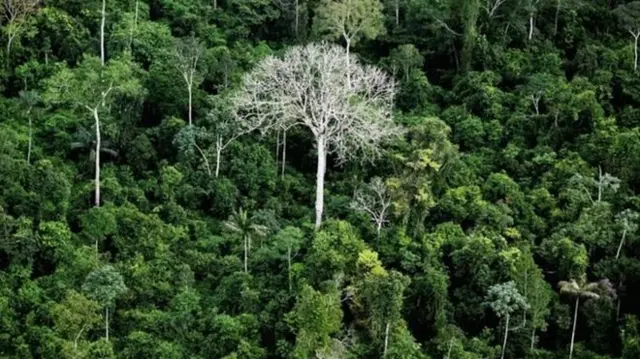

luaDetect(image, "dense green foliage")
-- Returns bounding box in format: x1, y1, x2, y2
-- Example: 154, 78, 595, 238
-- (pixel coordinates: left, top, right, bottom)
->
2, 0, 640, 358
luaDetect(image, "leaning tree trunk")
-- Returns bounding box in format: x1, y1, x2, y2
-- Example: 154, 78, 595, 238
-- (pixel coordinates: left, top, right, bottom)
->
616, 228, 628, 259
315, 136, 327, 230
501, 314, 510, 359
446, 337, 453, 359
6, 33, 16, 65
569, 297, 579, 359
528, 13, 534, 41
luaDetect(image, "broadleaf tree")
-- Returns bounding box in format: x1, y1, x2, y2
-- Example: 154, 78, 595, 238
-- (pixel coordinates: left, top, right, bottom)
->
232, 42, 400, 229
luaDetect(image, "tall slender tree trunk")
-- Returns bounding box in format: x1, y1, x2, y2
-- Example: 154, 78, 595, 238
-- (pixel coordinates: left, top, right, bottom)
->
315, 136, 327, 230
94, 109, 101, 207
383, 322, 390, 358
215, 145, 222, 178
501, 314, 510, 359
105, 307, 109, 341
188, 85, 193, 127
281, 130, 287, 177
633, 33, 639, 72
528, 13, 534, 40
27, 111, 32, 165
275, 130, 280, 170
616, 229, 628, 259
345, 39, 351, 89
101, 0, 106, 66
569, 297, 579, 359
530, 326, 536, 351
213, 0, 217, 9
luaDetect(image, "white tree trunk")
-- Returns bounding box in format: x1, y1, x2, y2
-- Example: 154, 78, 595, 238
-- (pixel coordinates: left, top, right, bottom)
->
634, 33, 639, 72
446, 338, 453, 359
27, 114, 32, 165
383, 322, 390, 358
501, 314, 510, 359
73, 325, 86, 353
315, 136, 327, 230
188, 85, 193, 127
528, 13, 534, 41
101, 0, 106, 66
281, 130, 287, 177
105, 307, 109, 341
6, 33, 16, 63
530, 326, 536, 351
616, 229, 627, 260
345, 39, 351, 89
193, 142, 212, 177
215, 145, 222, 178
275, 130, 280, 170
94, 109, 101, 207
569, 297, 579, 359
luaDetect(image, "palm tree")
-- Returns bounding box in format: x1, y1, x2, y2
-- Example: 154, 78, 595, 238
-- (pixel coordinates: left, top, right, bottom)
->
558, 278, 616, 359
224, 208, 268, 273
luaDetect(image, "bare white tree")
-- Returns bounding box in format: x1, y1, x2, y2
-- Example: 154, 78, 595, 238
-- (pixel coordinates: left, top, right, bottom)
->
208, 101, 261, 178
350, 177, 392, 237
172, 36, 205, 127
2, 0, 39, 61
232, 42, 399, 229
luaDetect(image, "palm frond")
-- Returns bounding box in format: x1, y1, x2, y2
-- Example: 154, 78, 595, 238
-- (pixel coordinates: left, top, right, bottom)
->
558, 279, 580, 296
100, 147, 119, 158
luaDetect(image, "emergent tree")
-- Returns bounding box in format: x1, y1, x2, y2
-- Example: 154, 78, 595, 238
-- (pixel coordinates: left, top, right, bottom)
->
232, 42, 399, 229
